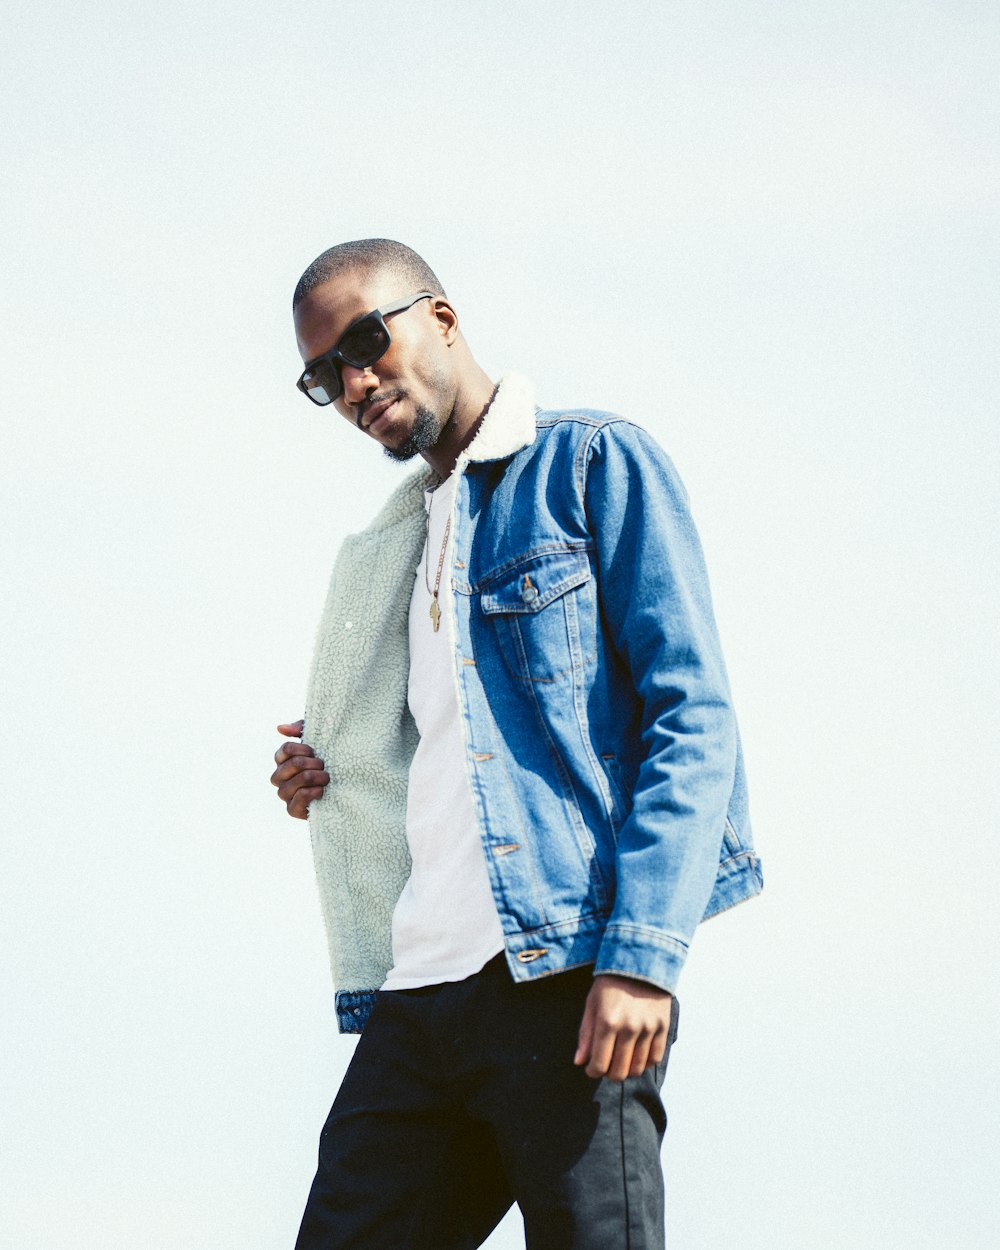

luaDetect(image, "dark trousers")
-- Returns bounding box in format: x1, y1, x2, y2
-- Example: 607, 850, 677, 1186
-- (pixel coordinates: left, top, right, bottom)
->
295, 956, 680, 1250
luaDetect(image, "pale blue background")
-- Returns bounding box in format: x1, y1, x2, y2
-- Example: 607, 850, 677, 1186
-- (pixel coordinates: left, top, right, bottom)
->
2, 2, 997, 1247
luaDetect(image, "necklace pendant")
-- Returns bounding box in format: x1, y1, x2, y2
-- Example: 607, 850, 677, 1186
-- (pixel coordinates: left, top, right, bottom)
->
429, 597, 442, 632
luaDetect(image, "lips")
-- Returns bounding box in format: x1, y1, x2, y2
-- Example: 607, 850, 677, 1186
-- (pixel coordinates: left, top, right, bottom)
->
360, 393, 403, 432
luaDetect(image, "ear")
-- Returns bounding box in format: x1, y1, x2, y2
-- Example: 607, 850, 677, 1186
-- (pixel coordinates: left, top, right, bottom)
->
430, 297, 459, 346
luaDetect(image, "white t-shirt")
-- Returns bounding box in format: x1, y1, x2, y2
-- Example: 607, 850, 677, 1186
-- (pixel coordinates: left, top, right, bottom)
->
380, 470, 505, 991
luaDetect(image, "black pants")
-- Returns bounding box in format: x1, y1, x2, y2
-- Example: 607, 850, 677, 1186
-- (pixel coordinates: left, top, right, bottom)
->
295, 956, 679, 1250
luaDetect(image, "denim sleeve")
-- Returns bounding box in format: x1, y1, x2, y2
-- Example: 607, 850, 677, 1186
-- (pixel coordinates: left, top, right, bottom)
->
583, 421, 738, 993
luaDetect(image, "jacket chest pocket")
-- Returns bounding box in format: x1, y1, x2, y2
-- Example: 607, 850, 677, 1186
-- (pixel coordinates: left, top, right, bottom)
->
479, 549, 595, 683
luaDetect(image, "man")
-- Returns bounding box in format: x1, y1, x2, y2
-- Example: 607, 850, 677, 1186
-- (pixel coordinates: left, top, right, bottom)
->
271, 239, 762, 1249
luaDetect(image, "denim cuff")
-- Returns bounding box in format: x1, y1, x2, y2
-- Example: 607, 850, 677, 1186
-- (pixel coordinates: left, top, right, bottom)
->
335, 988, 377, 1034
593, 923, 691, 995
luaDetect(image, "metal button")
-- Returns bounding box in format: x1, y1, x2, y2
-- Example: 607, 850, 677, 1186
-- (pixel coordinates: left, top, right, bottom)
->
516, 949, 548, 964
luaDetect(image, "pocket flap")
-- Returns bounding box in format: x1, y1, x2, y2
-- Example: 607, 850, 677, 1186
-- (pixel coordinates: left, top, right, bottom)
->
481, 550, 591, 615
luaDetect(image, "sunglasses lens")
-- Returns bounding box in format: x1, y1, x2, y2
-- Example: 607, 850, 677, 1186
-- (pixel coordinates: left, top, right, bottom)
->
337, 315, 390, 368
301, 364, 339, 405
297, 309, 396, 405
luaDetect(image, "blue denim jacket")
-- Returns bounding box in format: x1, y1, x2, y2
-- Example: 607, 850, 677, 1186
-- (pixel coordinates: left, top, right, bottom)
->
303, 375, 762, 1033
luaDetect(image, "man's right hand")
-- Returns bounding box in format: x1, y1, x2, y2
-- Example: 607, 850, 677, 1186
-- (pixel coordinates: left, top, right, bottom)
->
271, 720, 330, 820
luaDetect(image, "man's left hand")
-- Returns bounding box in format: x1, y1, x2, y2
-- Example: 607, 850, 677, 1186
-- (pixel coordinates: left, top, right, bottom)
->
574, 974, 673, 1081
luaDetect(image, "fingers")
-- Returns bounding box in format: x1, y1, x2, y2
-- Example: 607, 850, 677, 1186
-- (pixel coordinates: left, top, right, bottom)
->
278, 771, 329, 818
584, 1021, 619, 1080
270, 743, 330, 819
277, 720, 305, 739
287, 785, 325, 820
273, 740, 316, 767
573, 998, 596, 1070
647, 1029, 669, 1069
583, 1011, 649, 1081
270, 752, 328, 786
588, 1020, 662, 1081
574, 977, 672, 1082
626, 1030, 655, 1079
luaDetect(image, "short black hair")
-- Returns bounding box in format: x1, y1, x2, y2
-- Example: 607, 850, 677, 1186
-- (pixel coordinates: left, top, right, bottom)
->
292, 238, 446, 309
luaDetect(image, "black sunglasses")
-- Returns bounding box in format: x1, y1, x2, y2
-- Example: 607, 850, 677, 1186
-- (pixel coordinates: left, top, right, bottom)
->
296, 291, 435, 406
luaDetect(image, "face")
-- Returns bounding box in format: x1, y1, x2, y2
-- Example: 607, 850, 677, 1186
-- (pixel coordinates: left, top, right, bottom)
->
294, 269, 458, 462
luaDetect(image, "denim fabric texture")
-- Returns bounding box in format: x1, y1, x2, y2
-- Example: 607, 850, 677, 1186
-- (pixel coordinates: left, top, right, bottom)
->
451, 409, 761, 993
302, 376, 763, 1033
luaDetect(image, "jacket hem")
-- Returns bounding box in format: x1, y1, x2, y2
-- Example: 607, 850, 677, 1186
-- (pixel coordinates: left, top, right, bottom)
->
702, 852, 764, 920
335, 989, 378, 1034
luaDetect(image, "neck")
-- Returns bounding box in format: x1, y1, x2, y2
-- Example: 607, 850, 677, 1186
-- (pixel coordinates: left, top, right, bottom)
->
421, 364, 497, 479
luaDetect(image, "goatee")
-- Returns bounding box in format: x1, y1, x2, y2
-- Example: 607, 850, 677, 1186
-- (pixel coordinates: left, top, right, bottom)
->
383, 405, 442, 463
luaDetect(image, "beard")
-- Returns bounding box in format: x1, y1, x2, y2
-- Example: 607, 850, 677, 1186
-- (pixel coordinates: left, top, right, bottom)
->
382, 402, 443, 463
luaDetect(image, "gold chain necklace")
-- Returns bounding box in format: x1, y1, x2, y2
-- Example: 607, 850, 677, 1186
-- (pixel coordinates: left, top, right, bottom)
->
421, 383, 499, 634
423, 487, 452, 633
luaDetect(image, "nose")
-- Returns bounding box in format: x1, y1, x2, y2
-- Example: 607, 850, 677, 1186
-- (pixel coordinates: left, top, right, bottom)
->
340, 364, 379, 413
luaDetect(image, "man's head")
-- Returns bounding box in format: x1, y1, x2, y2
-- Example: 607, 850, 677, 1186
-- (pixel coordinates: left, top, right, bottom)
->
293, 238, 446, 311
293, 239, 469, 464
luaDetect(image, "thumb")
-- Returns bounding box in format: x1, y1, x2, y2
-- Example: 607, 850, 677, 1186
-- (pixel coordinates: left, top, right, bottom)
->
277, 719, 305, 739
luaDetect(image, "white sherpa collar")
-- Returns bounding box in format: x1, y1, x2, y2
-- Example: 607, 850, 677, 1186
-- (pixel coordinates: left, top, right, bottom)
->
462, 372, 536, 464
358, 373, 537, 534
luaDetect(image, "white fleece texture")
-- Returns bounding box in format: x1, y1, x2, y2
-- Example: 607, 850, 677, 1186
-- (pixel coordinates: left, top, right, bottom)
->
302, 374, 536, 998
303, 467, 433, 994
